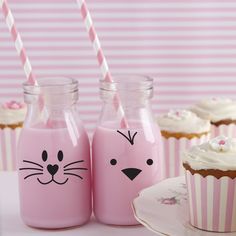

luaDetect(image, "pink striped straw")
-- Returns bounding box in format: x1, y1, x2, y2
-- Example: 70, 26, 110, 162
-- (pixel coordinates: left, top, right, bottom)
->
76, 0, 128, 128
1, 0, 36, 86
1, 0, 46, 114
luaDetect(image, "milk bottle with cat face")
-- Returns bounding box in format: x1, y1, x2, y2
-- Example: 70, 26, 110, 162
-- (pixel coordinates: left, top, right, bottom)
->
92, 75, 163, 225
17, 77, 91, 228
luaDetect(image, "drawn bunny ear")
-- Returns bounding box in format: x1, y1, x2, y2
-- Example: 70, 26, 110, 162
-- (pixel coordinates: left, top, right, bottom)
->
117, 130, 138, 145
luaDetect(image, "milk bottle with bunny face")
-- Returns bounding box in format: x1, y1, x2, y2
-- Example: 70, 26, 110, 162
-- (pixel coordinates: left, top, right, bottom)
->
92, 75, 163, 225
17, 77, 91, 228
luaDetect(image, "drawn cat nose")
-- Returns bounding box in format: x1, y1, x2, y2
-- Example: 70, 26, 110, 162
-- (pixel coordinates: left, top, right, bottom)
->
47, 164, 59, 176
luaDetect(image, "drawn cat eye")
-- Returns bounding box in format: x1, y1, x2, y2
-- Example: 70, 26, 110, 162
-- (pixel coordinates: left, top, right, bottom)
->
110, 159, 117, 165
146, 159, 153, 165
58, 150, 63, 162
42, 150, 48, 162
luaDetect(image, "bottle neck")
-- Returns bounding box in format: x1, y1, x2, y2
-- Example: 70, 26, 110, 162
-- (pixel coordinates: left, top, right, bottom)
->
23, 77, 79, 128
100, 75, 153, 106
100, 100, 154, 122
24, 77, 78, 108
99, 75, 155, 127
102, 90, 152, 108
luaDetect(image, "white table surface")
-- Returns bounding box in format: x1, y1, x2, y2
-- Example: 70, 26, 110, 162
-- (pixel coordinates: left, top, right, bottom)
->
0, 172, 158, 236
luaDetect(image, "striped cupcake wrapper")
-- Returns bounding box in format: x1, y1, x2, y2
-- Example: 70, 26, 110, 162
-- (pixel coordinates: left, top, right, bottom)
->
185, 171, 236, 232
211, 124, 236, 138
0, 127, 21, 171
162, 134, 210, 179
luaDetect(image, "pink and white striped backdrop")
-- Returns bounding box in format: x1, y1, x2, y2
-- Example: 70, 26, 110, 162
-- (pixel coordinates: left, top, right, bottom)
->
1, 0, 236, 135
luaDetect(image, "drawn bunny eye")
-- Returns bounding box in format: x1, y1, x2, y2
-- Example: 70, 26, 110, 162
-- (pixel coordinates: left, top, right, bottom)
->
42, 150, 48, 162
110, 159, 117, 165
146, 159, 153, 165
57, 150, 63, 162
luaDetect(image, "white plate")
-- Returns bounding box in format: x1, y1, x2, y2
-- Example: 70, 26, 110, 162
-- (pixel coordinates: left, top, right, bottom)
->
133, 176, 236, 236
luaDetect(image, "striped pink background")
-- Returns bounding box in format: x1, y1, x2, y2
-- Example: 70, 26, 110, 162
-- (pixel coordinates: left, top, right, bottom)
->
162, 134, 210, 179
1, 0, 236, 135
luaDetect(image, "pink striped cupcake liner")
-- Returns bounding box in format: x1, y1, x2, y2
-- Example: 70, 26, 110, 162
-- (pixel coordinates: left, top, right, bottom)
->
162, 134, 210, 179
211, 124, 236, 139
185, 171, 236, 232
0, 127, 22, 171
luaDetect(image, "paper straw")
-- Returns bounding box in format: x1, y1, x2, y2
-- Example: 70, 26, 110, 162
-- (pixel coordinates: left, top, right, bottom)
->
76, 0, 128, 128
0, 0, 47, 115
1, 0, 36, 85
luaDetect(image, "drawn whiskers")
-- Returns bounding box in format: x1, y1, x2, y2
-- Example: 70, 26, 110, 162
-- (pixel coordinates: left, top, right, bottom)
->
63, 160, 87, 180
22, 160, 43, 168
24, 172, 43, 180
20, 160, 44, 180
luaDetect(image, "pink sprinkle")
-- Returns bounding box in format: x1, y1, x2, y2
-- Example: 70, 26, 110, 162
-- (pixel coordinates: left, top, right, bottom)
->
20, 102, 26, 108
175, 111, 180, 116
11, 103, 20, 109
219, 140, 226, 145
161, 197, 177, 205
2, 101, 25, 110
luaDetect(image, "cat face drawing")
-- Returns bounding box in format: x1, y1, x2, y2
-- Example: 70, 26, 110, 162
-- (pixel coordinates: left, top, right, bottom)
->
19, 149, 88, 185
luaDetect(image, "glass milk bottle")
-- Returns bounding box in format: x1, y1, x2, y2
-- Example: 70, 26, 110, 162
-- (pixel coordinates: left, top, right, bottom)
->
92, 75, 163, 225
17, 77, 91, 228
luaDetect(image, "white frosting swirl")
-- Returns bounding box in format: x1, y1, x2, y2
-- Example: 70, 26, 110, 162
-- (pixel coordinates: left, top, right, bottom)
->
157, 109, 210, 134
209, 135, 233, 152
190, 97, 236, 122
166, 109, 191, 121
0, 101, 26, 125
183, 136, 236, 171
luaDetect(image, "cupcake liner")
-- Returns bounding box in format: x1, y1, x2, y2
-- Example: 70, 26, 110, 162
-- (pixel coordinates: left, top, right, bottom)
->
185, 170, 236, 232
211, 123, 236, 138
162, 134, 210, 179
0, 127, 21, 171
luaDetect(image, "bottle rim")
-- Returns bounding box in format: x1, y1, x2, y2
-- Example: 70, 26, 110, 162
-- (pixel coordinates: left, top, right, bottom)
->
100, 74, 153, 92
23, 77, 78, 95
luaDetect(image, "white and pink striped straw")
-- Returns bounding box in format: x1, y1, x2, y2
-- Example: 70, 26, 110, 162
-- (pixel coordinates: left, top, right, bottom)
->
1, 0, 36, 86
76, 0, 128, 128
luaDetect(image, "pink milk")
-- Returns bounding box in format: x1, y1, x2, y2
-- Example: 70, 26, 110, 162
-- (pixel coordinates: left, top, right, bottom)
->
17, 124, 91, 228
92, 121, 162, 225
18, 77, 91, 228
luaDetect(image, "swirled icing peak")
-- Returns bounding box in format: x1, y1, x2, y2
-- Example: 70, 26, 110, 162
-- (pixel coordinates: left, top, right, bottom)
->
183, 136, 236, 170
167, 109, 191, 121
157, 109, 210, 134
0, 100, 26, 125
209, 135, 233, 152
2, 101, 25, 110
190, 97, 236, 122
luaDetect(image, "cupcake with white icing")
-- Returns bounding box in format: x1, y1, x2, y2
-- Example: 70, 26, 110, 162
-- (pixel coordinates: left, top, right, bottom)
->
183, 135, 236, 232
157, 109, 211, 178
0, 101, 26, 171
190, 97, 236, 138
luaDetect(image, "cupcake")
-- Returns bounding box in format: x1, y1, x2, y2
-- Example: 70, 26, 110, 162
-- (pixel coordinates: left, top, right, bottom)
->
183, 135, 236, 232
157, 109, 210, 178
0, 101, 26, 171
190, 97, 236, 138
